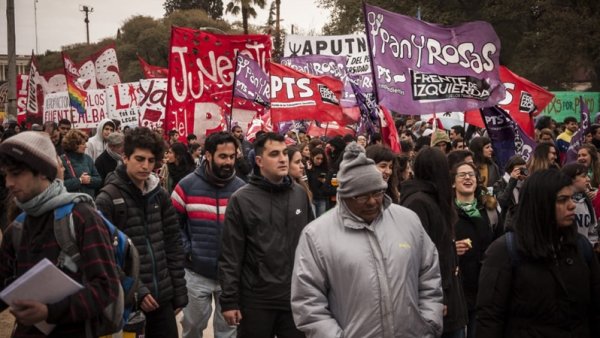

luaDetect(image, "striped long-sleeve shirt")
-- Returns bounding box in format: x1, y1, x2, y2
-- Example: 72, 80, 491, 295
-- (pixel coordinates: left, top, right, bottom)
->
0, 202, 120, 338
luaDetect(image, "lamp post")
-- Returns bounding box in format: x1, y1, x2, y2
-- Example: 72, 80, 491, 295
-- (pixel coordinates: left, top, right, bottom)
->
80, 5, 93, 44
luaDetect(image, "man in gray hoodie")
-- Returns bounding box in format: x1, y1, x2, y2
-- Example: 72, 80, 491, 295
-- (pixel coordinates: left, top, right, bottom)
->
291, 142, 444, 338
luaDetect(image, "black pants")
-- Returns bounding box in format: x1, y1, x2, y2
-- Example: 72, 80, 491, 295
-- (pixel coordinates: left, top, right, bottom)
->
237, 307, 304, 338
144, 303, 178, 338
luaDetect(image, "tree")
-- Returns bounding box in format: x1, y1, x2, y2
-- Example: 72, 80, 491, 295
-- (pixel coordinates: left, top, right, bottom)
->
318, 0, 600, 90
164, 0, 224, 19
225, 0, 267, 34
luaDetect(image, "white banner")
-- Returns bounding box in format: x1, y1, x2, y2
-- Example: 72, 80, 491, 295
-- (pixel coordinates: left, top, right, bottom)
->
43, 90, 108, 129
106, 82, 140, 128
138, 78, 167, 130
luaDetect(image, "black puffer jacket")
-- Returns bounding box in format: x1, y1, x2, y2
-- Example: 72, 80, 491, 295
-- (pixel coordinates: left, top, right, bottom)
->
476, 233, 600, 338
218, 175, 314, 311
95, 165, 188, 309
400, 179, 468, 333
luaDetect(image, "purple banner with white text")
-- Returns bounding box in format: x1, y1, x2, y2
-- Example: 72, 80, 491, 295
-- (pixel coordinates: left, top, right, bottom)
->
364, 3, 505, 114
233, 54, 270, 107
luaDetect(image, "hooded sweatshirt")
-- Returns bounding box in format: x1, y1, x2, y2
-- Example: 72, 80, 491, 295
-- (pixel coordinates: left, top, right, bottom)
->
85, 119, 114, 161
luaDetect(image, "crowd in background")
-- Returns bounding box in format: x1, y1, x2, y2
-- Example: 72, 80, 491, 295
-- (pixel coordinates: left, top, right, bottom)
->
1, 112, 600, 338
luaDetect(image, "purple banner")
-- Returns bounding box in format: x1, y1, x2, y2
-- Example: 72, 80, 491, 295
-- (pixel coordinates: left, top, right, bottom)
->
566, 97, 590, 163
280, 54, 357, 108
233, 54, 270, 106
364, 3, 505, 115
481, 106, 536, 171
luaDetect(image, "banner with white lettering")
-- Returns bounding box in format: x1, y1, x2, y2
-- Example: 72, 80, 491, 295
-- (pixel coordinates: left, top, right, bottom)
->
364, 3, 505, 115
138, 78, 167, 130
284, 34, 373, 94
43, 90, 108, 129
270, 62, 345, 124
166, 27, 271, 138
481, 106, 536, 171
106, 82, 140, 128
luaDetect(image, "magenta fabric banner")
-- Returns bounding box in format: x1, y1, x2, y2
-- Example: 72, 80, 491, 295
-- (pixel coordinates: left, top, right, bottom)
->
364, 3, 505, 115
234, 53, 270, 107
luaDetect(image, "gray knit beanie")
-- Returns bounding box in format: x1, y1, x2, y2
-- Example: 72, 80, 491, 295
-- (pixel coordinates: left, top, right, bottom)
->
0, 131, 58, 180
337, 142, 387, 198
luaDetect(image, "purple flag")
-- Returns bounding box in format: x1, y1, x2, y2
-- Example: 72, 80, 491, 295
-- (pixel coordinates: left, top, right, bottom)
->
233, 54, 270, 106
566, 97, 590, 163
481, 106, 536, 171
280, 54, 357, 108
364, 3, 505, 115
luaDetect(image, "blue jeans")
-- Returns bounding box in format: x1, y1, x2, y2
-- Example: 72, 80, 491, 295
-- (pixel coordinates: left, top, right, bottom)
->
182, 269, 236, 338
313, 199, 327, 218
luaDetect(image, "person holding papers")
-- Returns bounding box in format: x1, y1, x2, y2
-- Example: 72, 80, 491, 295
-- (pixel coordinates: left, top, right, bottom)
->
0, 131, 120, 337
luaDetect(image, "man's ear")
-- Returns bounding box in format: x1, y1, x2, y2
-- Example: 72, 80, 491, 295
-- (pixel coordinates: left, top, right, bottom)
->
255, 155, 263, 168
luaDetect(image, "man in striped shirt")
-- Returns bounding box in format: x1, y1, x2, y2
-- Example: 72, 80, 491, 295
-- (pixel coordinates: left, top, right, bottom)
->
171, 132, 246, 338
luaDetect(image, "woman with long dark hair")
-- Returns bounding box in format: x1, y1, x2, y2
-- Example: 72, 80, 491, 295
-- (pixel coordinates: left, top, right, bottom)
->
306, 147, 334, 217
469, 137, 500, 188
366, 144, 400, 203
162, 142, 195, 194
451, 161, 497, 338
287, 146, 313, 204
528, 142, 559, 174
401, 147, 468, 338
476, 169, 600, 337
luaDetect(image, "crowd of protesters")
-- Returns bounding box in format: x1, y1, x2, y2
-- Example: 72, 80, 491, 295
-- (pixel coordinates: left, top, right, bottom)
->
1, 113, 600, 338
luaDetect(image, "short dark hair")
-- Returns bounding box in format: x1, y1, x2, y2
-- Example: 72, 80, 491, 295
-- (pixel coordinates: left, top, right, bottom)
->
58, 119, 71, 126
563, 116, 577, 124
254, 132, 284, 156
451, 125, 465, 138
447, 149, 473, 170
365, 144, 395, 163
204, 132, 239, 155
342, 134, 355, 143
124, 127, 165, 160
168, 129, 179, 138
186, 134, 197, 142
504, 155, 526, 174
189, 143, 201, 153
561, 162, 588, 179
232, 125, 242, 132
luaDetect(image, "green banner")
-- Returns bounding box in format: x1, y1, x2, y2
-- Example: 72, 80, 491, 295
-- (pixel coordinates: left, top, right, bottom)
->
541, 91, 600, 122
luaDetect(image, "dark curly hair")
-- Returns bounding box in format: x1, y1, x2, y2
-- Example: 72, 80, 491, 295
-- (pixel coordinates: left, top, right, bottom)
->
124, 127, 165, 161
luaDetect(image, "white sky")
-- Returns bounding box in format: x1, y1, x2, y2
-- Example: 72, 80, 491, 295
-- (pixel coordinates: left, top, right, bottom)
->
0, 0, 331, 55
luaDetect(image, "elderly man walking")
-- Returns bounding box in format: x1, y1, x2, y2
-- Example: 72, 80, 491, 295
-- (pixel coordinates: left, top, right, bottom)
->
291, 142, 444, 338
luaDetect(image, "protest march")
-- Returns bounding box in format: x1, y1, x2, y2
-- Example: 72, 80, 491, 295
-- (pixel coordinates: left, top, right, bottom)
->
1, 1, 600, 338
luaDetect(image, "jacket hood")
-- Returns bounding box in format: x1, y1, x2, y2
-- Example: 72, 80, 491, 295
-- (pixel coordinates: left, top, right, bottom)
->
400, 179, 437, 202
91, 118, 115, 141
249, 174, 293, 193
108, 164, 160, 195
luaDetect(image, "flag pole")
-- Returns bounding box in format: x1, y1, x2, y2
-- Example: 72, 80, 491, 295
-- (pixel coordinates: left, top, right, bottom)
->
362, 1, 379, 105
229, 52, 240, 132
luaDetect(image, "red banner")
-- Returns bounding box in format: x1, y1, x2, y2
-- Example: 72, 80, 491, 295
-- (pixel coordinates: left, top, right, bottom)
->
270, 62, 345, 125
465, 66, 554, 136
138, 55, 168, 79
379, 106, 401, 153
306, 121, 355, 138
166, 26, 271, 138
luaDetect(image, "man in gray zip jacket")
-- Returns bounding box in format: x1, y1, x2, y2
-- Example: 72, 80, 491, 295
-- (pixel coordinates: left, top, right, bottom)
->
291, 142, 443, 338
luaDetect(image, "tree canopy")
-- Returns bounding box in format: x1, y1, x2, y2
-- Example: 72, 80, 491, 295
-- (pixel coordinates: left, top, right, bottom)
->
164, 0, 224, 19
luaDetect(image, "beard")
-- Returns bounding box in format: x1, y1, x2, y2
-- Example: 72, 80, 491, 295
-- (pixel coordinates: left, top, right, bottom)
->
212, 159, 234, 179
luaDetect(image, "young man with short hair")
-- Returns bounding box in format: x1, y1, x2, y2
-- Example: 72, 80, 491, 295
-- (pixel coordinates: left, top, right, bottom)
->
0, 131, 120, 337
95, 127, 187, 338
219, 132, 313, 338
172, 132, 246, 338
556, 116, 579, 163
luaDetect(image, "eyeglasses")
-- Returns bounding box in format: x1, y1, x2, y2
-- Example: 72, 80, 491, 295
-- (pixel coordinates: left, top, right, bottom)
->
456, 172, 477, 179
352, 190, 385, 203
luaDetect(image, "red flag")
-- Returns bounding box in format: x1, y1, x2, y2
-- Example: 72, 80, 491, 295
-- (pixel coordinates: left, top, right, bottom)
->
270, 62, 345, 124
465, 66, 554, 136
306, 121, 355, 138
379, 106, 401, 153
138, 55, 168, 79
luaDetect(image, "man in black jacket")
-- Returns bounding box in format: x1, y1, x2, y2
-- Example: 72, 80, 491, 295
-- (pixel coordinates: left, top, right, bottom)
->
96, 127, 187, 338
218, 132, 313, 338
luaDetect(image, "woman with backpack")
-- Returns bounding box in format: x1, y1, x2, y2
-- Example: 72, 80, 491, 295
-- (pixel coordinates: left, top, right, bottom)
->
476, 169, 600, 338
